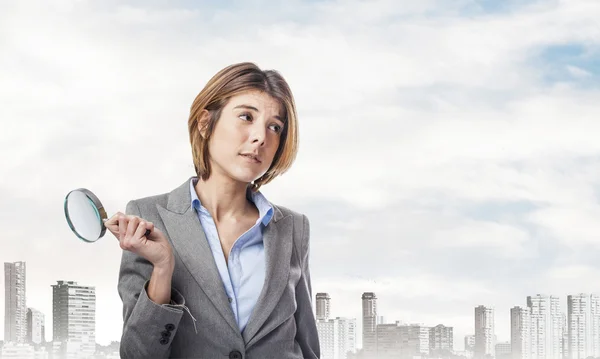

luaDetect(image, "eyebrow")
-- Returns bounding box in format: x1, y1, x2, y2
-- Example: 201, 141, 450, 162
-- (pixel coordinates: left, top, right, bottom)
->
233, 104, 284, 122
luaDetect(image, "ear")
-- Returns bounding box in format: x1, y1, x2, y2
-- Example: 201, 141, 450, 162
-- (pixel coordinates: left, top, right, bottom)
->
197, 109, 211, 138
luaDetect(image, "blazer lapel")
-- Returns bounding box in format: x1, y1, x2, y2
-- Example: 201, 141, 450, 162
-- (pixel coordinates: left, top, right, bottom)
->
156, 177, 240, 335
242, 208, 293, 347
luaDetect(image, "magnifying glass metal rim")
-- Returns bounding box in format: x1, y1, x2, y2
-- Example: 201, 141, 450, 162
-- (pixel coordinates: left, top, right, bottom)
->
64, 188, 108, 243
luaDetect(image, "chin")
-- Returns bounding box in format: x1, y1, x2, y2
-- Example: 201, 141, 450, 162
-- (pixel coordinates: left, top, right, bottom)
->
229, 171, 262, 184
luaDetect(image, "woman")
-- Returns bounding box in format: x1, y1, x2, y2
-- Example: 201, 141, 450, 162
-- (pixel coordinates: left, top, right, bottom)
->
105, 62, 320, 359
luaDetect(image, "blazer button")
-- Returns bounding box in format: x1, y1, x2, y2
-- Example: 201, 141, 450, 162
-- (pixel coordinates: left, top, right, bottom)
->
165, 323, 175, 331
229, 350, 242, 359
161, 330, 171, 338
159, 338, 169, 345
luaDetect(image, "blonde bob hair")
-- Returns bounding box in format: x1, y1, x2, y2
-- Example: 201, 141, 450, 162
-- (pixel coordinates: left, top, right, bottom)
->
188, 62, 299, 192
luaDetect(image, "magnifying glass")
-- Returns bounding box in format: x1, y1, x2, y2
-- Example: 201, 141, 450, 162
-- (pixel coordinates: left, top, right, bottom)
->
64, 188, 150, 243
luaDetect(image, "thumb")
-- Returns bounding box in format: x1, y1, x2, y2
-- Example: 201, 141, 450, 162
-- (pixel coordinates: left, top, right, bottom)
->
103, 218, 118, 232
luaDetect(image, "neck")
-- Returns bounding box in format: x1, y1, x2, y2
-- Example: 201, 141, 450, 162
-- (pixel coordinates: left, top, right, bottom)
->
194, 173, 253, 223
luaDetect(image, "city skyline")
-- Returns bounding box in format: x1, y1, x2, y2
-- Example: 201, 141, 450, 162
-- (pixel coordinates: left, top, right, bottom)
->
6, 261, 600, 354
2, 0, 600, 353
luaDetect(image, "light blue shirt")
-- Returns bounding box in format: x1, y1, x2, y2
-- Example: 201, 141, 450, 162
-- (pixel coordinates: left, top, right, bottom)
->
189, 177, 273, 333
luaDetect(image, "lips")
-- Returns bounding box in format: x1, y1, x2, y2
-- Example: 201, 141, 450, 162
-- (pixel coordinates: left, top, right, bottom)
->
240, 153, 261, 163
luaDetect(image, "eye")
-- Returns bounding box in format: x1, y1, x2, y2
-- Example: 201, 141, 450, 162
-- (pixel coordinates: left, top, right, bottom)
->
239, 113, 252, 121
269, 124, 283, 134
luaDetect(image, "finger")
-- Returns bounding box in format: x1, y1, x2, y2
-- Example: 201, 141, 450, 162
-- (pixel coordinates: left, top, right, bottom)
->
118, 215, 128, 241
126, 216, 139, 240
143, 221, 154, 236
104, 218, 119, 235
135, 220, 148, 240
105, 211, 124, 227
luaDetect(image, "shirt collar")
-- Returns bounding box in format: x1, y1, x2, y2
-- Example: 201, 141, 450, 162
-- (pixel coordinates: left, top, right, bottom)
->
189, 177, 274, 226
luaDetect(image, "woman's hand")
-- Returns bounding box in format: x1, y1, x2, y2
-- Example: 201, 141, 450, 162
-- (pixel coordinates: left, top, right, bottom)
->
105, 213, 174, 272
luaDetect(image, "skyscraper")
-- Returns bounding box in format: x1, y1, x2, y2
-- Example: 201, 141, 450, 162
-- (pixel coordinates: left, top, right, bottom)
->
465, 334, 475, 355
52, 280, 96, 357
26, 308, 45, 345
315, 293, 357, 359
317, 319, 337, 359
376, 322, 430, 358
317, 317, 357, 359
567, 293, 600, 359
362, 292, 377, 356
591, 295, 600, 357
316, 292, 331, 320
474, 305, 495, 359
430, 324, 454, 354
528, 294, 563, 359
511, 306, 531, 359
4, 262, 27, 343
495, 342, 512, 359
568, 294, 589, 359
337, 317, 357, 358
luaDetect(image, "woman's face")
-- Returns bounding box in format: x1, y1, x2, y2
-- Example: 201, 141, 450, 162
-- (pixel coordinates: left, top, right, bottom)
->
202, 90, 285, 185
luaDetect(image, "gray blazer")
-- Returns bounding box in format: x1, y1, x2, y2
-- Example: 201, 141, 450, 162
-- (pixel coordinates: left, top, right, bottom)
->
117, 177, 320, 358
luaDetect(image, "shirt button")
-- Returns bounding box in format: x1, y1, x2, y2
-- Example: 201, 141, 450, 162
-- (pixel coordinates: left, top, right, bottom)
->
228, 297, 233, 303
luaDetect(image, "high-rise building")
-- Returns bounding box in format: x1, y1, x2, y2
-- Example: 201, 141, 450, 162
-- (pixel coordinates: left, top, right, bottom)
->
4, 262, 27, 343
465, 334, 475, 355
430, 324, 454, 354
317, 319, 337, 359
528, 294, 563, 359
375, 322, 403, 357
316, 293, 331, 320
52, 280, 96, 358
376, 322, 430, 358
26, 308, 45, 345
567, 293, 600, 359
362, 292, 377, 356
591, 295, 600, 358
568, 294, 589, 359
474, 305, 495, 359
314, 293, 356, 359
317, 317, 357, 359
403, 324, 430, 357
511, 306, 531, 359
496, 341, 512, 359
562, 312, 569, 359
337, 317, 357, 359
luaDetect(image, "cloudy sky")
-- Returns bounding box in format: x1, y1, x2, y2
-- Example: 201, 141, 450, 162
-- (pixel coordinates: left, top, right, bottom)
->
2, 0, 600, 350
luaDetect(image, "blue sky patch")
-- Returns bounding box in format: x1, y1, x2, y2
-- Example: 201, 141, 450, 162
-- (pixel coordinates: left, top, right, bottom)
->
530, 43, 600, 86
459, 0, 542, 16
461, 199, 540, 222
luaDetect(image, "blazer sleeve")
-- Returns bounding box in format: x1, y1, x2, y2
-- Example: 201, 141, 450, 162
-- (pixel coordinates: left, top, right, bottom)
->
294, 214, 321, 358
118, 200, 186, 359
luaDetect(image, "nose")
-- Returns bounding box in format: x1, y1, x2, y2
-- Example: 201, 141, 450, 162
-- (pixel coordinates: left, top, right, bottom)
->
250, 123, 266, 146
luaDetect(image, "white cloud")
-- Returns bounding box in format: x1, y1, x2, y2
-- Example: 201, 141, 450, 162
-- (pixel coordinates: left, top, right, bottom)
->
528, 205, 600, 246
541, 265, 600, 297
432, 219, 532, 258
315, 275, 494, 301
567, 65, 593, 78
